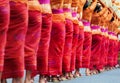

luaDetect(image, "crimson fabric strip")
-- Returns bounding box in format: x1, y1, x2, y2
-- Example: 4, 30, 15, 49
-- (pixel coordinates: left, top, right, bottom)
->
107, 39, 114, 67
90, 34, 102, 70
104, 36, 109, 66
82, 32, 92, 68
37, 13, 52, 75
25, 10, 42, 71
82, 31, 92, 68
113, 40, 119, 66
62, 18, 73, 72
75, 26, 84, 69
98, 35, 106, 69
48, 13, 65, 75
70, 23, 79, 71
2, 1, 28, 79
0, 0, 10, 72
82, 21, 92, 68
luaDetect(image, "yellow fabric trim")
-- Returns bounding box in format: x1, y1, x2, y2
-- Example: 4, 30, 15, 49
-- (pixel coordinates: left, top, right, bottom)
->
51, 0, 64, 9
84, 26, 91, 32
79, 21, 84, 29
28, 0, 41, 11
52, 14, 65, 22
64, 0, 72, 4
71, 0, 79, 7
63, 4, 71, 9
41, 4, 52, 13
72, 18, 79, 24
10, 0, 28, 4
64, 12, 72, 19
92, 29, 101, 35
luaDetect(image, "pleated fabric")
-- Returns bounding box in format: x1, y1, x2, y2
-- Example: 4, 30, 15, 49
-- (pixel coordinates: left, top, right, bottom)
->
98, 35, 105, 69
104, 35, 109, 66
82, 21, 92, 68
2, 0, 28, 79
119, 41, 120, 51
90, 26, 102, 70
113, 35, 119, 66
48, 11, 65, 75
62, 18, 73, 72
0, 0, 10, 72
70, 22, 79, 71
98, 28, 109, 69
107, 32, 114, 67
24, 0, 42, 71
75, 21, 84, 69
37, 13, 52, 75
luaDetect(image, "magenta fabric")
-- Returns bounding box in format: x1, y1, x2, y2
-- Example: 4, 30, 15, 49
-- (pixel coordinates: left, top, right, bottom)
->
39, 0, 50, 4
63, 8, 71, 12
91, 25, 100, 30
82, 21, 90, 26
52, 9, 63, 14
72, 12, 77, 17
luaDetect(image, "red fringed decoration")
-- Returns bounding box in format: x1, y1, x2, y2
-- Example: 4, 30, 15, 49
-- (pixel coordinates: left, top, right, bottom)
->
62, 19, 73, 72
25, 10, 42, 71
0, 0, 10, 72
2, 1, 28, 79
70, 23, 79, 71
75, 24, 84, 69
90, 33, 102, 70
82, 22, 92, 68
48, 13, 65, 75
37, 13, 52, 75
